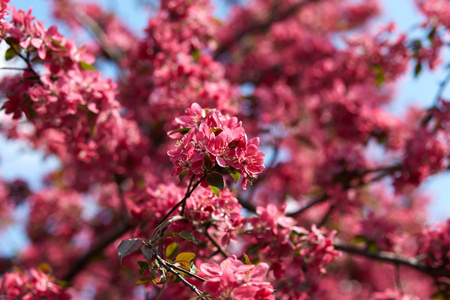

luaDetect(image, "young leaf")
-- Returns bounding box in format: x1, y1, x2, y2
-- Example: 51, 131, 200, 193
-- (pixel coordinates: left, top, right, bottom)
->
136, 276, 154, 285
179, 170, 187, 182
206, 172, 224, 190
169, 127, 191, 135
79, 61, 96, 71
230, 171, 240, 183
117, 238, 143, 265
165, 242, 179, 260
137, 261, 150, 276
210, 185, 220, 197
175, 252, 196, 264
243, 253, 251, 265
5, 47, 18, 61
414, 62, 422, 78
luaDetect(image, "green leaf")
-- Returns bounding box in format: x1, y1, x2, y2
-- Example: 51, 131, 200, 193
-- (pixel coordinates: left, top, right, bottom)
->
216, 167, 231, 175
175, 252, 196, 264
169, 127, 191, 135
165, 242, 179, 260
366, 242, 379, 253
246, 243, 262, 255
414, 62, 422, 78
137, 261, 150, 276
179, 170, 187, 182
353, 235, 366, 246
428, 27, 437, 43
243, 253, 251, 265
136, 276, 154, 285
206, 172, 224, 190
179, 231, 199, 245
204, 155, 213, 170
162, 231, 199, 245
192, 49, 200, 62
141, 245, 154, 261
117, 238, 143, 265
230, 172, 240, 183
5, 47, 18, 61
79, 61, 96, 71
56, 281, 71, 288
210, 185, 220, 197
373, 65, 385, 87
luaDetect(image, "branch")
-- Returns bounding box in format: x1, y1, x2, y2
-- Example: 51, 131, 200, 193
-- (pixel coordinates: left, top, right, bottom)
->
287, 164, 401, 218
214, 0, 319, 59
154, 252, 208, 300
334, 242, 450, 278
205, 229, 230, 258
0, 67, 28, 71
73, 7, 124, 64
286, 194, 327, 217
165, 261, 206, 282
421, 67, 450, 126
62, 220, 133, 282
3, 38, 39, 78
237, 196, 257, 214
157, 175, 206, 227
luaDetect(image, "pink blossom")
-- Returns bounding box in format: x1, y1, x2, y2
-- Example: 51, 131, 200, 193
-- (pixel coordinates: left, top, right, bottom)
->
199, 255, 274, 300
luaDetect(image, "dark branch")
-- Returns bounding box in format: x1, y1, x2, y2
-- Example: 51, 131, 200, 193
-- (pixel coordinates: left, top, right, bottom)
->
334, 242, 450, 278
237, 196, 257, 214
286, 194, 327, 217
422, 67, 450, 126
214, 0, 319, 59
62, 221, 133, 282
0, 67, 28, 71
157, 175, 206, 227
3, 38, 39, 78
154, 252, 208, 300
165, 261, 206, 282
205, 229, 230, 258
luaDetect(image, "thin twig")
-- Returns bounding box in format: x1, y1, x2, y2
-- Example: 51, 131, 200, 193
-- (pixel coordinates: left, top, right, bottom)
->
286, 194, 327, 217
115, 175, 130, 223
214, 0, 319, 59
205, 229, 230, 258
3, 38, 39, 78
287, 164, 401, 218
0, 67, 28, 71
73, 7, 124, 64
154, 253, 208, 300
395, 264, 403, 295
422, 68, 450, 126
62, 221, 133, 282
165, 261, 206, 282
157, 175, 206, 227
317, 204, 334, 228
237, 196, 257, 214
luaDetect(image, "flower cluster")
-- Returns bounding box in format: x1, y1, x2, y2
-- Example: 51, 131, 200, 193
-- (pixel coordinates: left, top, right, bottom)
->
394, 129, 449, 192
198, 255, 274, 300
0, 268, 70, 300
168, 103, 265, 189
246, 205, 340, 297
186, 187, 244, 247
416, 219, 450, 269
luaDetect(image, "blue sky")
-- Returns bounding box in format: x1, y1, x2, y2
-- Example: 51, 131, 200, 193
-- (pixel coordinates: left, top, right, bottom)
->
1, 0, 449, 255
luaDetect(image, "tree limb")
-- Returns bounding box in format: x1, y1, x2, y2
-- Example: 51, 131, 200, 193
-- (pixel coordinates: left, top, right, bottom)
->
334, 242, 450, 278
214, 0, 319, 59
